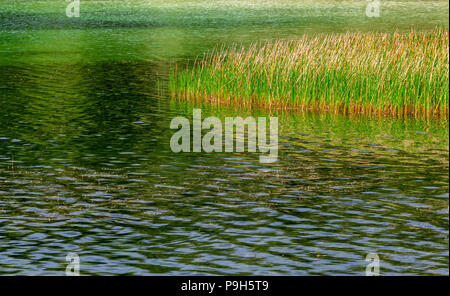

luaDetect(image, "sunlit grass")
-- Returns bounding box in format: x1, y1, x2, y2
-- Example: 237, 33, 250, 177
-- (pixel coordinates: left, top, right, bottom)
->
170, 28, 449, 118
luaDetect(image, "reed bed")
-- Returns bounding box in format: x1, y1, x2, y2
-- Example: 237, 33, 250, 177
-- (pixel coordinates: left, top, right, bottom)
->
169, 28, 449, 118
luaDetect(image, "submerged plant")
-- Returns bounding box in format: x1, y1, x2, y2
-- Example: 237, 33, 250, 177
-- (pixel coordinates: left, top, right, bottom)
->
169, 28, 449, 118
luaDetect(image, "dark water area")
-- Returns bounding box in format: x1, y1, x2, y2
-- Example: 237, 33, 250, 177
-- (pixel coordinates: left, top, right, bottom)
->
0, 1, 448, 275
0, 61, 448, 275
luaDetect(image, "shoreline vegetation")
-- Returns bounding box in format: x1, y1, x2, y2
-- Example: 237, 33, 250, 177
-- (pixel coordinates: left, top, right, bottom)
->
169, 28, 449, 118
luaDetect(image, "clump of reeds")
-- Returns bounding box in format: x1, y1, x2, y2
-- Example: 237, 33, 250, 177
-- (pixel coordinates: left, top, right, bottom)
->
169, 28, 449, 118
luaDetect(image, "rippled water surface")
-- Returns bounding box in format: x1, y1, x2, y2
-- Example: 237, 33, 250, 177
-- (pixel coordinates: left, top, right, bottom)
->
0, 1, 449, 275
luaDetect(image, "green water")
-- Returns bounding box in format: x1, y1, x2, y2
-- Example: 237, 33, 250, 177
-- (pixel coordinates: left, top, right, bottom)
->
0, 1, 448, 275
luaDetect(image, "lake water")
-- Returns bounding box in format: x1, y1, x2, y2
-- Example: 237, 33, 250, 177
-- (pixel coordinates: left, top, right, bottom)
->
0, 0, 448, 275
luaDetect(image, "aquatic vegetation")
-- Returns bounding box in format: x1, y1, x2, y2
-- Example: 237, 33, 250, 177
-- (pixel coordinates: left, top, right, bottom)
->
170, 28, 449, 118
